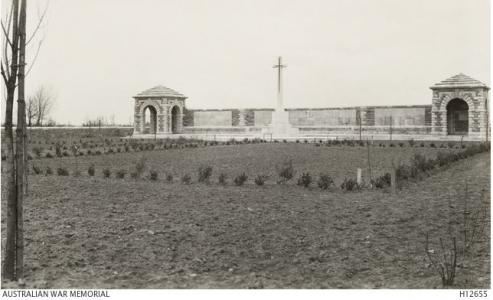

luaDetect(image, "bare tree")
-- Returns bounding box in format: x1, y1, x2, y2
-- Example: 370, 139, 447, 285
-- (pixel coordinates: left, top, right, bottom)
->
26, 95, 37, 127
29, 85, 55, 126
1, 0, 47, 281
1, 0, 21, 281
15, 0, 26, 279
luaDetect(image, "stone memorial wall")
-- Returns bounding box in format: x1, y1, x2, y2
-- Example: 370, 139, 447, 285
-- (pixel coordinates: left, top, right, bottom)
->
134, 74, 489, 140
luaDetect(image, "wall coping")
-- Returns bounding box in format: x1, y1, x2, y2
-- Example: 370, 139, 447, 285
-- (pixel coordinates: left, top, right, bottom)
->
185, 105, 432, 112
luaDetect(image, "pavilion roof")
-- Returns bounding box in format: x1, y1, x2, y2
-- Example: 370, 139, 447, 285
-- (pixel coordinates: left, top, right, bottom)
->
134, 85, 187, 98
431, 73, 489, 90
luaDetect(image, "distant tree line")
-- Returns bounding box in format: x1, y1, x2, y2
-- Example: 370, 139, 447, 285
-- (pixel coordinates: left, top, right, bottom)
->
82, 115, 132, 127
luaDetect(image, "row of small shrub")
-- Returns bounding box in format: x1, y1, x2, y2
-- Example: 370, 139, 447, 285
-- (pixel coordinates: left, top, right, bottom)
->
26, 135, 260, 160
317, 139, 469, 149
32, 164, 160, 180
31, 162, 338, 189
392, 143, 490, 185
26, 136, 285, 160
29, 143, 489, 190
28, 142, 206, 159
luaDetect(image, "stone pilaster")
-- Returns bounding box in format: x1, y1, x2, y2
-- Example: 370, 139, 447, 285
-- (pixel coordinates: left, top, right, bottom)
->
238, 109, 246, 126
157, 114, 165, 133
232, 110, 240, 126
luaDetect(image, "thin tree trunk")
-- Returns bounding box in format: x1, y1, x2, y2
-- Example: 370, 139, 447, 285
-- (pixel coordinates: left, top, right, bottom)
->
3, 88, 17, 281
15, 0, 26, 279
2, 0, 20, 281
367, 140, 372, 183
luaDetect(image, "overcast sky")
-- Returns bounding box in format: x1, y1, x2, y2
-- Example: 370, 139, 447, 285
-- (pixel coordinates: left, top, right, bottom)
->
3, 0, 491, 125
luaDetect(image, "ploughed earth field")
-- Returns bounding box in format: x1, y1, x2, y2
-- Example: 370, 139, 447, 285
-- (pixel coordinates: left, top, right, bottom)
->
1, 143, 490, 288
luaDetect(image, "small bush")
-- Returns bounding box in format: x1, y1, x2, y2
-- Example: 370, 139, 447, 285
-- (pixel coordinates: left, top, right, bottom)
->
166, 174, 174, 183
395, 163, 418, 181
436, 151, 450, 167
45, 166, 53, 175
45, 152, 54, 158
425, 233, 458, 286
340, 177, 359, 191
149, 170, 158, 181
116, 169, 126, 179
430, 143, 436, 148
412, 153, 433, 172
297, 172, 312, 188
103, 168, 111, 178
408, 139, 415, 147
234, 172, 248, 186
135, 156, 147, 177
398, 142, 404, 148
317, 174, 334, 190
254, 174, 268, 186
198, 165, 213, 183
181, 174, 192, 184
32, 165, 42, 175
420, 142, 425, 148
372, 173, 391, 189
57, 167, 69, 176
130, 171, 138, 179
32, 147, 43, 157
277, 160, 295, 184
55, 143, 62, 157
218, 173, 227, 185
88, 165, 95, 176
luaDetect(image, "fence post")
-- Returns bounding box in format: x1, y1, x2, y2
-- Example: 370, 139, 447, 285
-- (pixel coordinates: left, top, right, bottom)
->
389, 116, 393, 141
357, 168, 362, 185
390, 167, 397, 194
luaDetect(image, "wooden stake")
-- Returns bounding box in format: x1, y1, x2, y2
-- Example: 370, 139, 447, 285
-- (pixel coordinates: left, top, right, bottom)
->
391, 167, 396, 194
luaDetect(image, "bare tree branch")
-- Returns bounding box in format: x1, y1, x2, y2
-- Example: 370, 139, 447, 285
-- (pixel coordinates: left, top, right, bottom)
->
1, 20, 14, 47
25, 39, 43, 78
1, 62, 9, 85
2, 3, 15, 79
25, 1, 49, 46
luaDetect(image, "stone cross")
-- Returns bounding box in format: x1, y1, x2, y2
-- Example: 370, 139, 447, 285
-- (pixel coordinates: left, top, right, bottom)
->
273, 56, 287, 111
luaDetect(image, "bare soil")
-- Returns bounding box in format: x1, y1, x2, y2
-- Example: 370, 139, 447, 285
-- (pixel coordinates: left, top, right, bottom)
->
1, 145, 490, 288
